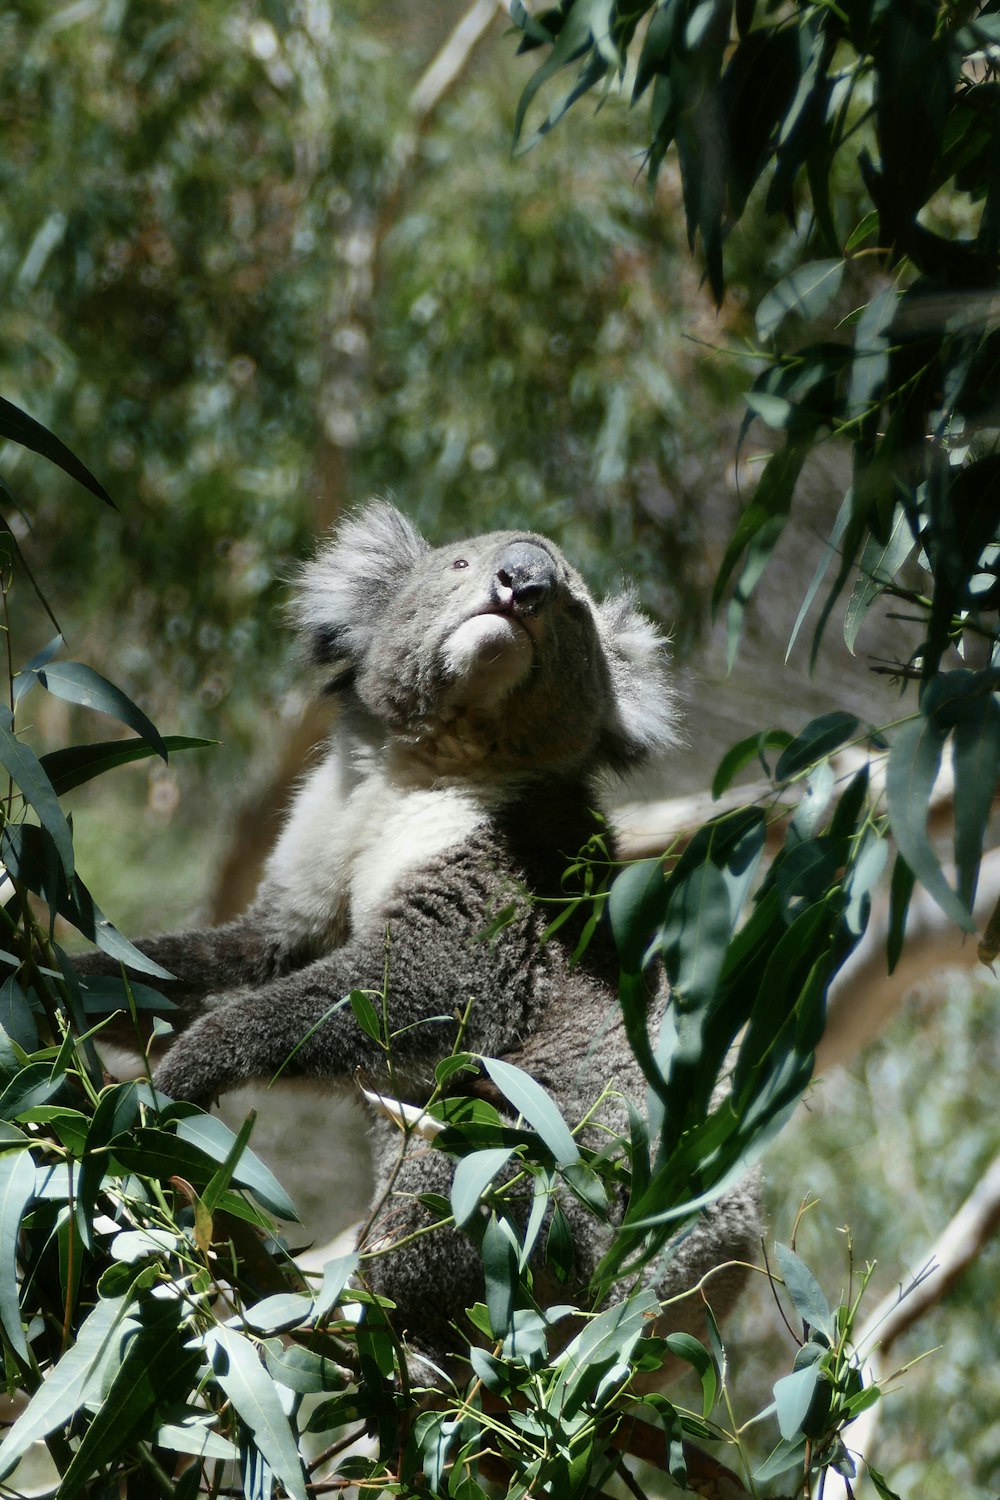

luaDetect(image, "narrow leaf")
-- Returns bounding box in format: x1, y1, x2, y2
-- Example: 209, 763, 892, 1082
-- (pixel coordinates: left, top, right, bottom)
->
886, 716, 975, 930
32, 662, 166, 760
207, 1326, 308, 1500
0, 1149, 35, 1358
450, 1147, 514, 1228
0, 711, 74, 879
481, 1056, 579, 1164
0, 395, 112, 505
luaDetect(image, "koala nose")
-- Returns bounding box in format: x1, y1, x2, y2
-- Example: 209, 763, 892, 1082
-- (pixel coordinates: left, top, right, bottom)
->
492, 542, 557, 615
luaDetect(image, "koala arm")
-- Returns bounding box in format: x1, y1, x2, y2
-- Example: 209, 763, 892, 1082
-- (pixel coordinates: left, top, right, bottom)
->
153, 856, 541, 1108
69, 908, 291, 1051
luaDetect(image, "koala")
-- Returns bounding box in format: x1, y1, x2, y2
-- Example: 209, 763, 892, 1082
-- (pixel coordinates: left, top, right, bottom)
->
82, 503, 760, 1366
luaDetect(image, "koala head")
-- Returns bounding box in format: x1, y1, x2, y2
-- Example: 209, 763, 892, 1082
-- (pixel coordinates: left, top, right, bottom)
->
296, 503, 675, 780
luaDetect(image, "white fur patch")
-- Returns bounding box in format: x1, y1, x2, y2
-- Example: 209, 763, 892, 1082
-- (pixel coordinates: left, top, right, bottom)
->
442, 614, 533, 709
263, 744, 496, 947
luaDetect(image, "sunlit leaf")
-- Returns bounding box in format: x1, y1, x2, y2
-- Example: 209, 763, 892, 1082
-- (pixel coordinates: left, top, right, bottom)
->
450, 1147, 514, 1228
0, 1149, 35, 1359
207, 1325, 308, 1500
481, 1056, 579, 1165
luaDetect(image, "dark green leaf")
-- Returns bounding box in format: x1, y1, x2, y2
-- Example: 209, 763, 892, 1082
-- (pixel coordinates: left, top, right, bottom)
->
887, 852, 916, 974
41, 736, 214, 797
175, 1114, 298, 1221
775, 711, 860, 780
58, 1298, 200, 1499
844, 506, 914, 654
482, 1213, 517, 1338
0, 1292, 135, 1478
0, 710, 74, 879
0, 1149, 35, 1359
31, 661, 166, 760
951, 685, 1000, 910
756, 259, 844, 342
712, 729, 793, 797
0, 395, 112, 505
774, 1242, 833, 1338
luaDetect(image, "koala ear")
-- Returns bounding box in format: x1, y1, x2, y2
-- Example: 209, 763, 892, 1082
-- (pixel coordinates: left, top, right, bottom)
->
295, 502, 428, 685
596, 591, 678, 768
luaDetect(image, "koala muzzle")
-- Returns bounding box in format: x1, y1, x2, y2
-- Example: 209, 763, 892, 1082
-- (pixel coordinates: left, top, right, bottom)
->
492, 541, 557, 617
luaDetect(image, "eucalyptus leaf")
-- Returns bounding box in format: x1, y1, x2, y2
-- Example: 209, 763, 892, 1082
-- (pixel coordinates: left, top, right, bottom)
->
0, 1293, 134, 1477
481, 1056, 579, 1165
30, 661, 166, 760
207, 1325, 308, 1500
450, 1146, 514, 1228
0, 1149, 35, 1359
885, 714, 975, 931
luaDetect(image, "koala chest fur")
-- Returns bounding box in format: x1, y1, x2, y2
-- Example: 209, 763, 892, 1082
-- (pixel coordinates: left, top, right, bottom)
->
263, 748, 507, 953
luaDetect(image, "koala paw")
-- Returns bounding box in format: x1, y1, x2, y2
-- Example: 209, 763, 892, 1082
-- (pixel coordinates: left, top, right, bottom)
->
152, 1012, 234, 1110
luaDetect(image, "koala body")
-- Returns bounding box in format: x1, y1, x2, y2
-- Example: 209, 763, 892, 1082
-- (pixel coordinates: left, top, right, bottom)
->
88, 505, 759, 1362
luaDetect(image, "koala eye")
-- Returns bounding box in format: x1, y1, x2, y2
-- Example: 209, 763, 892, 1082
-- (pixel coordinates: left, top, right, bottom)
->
451, 558, 469, 570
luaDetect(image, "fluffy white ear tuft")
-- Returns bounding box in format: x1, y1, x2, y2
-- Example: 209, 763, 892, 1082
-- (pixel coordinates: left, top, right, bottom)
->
295, 502, 428, 683
596, 591, 678, 768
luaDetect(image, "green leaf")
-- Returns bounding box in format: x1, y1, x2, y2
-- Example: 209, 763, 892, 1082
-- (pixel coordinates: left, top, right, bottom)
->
30, 661, 167, 760
846, 285, 896, 421
0, 394, 112, 505
41, 736, 214, 797
482, 1214, 518, 1338
951, 684, 1000, 910
885, 715, 975, 931
845, 209, 880, 252
663, 1333, 717, 1418
58, 1298, 200, 1499
844, 507, 914, 654
0, 1292, 135, 1477
0, 822, 173, 979
756, 259, 845, 342
314, 1250, 360, 1320
774, 1242, 833, 1338
0, 1149, 35, 1359
775, 711, 859, 780
712, 728, 793, 797
481, 1056, 579, 1165
754, 1434, 807, 1483
348, 989, 382, 1043
887, 851, 916, 974
867, 1463, 905, 1500
157, 1413, 239, 1462
264, 1342, 349, 1395
0, 709, 74, 880
175, 1114, 298, 1221
11, 635, 64, 706
207, 1325, 308, 1500
243, 1293, 314, 1333
773, 1363, 821, 1440
450, 1147, 514, 1228
608, 858, 665, 971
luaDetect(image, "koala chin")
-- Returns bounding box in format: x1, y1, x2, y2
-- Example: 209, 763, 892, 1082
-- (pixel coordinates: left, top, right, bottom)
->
77, 503, 760, 1368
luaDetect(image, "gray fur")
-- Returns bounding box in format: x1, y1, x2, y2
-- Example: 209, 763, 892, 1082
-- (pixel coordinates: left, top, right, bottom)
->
82, 504, 759, 1365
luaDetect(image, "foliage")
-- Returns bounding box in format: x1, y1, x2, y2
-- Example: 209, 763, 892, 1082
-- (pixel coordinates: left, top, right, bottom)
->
0, 411, 903, 1498
513, 0, 1000, 972
0, 0, 996, 1495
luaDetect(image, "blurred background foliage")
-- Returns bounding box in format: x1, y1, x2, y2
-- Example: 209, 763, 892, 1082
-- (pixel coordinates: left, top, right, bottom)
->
0, 0, 793, 928
1, 2, 998, 1494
